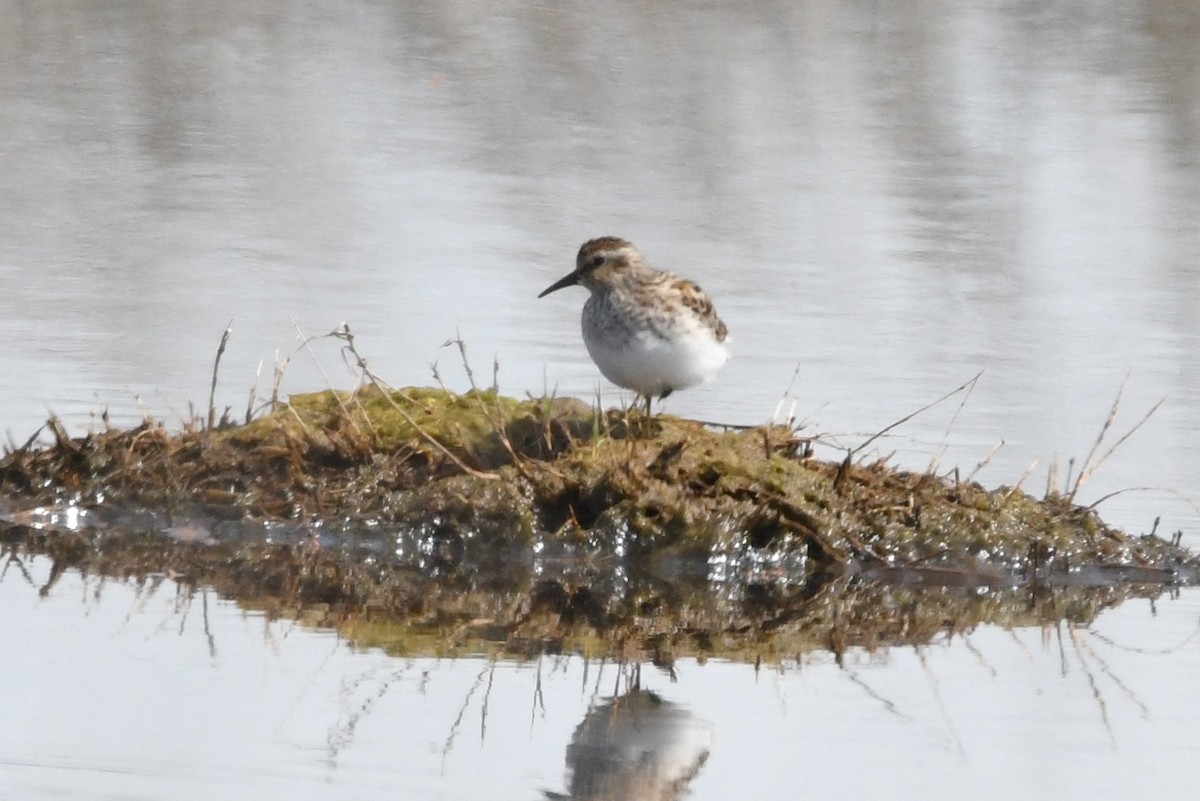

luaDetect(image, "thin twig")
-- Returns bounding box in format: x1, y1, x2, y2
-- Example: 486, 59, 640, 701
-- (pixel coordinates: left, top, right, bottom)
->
689, 419, 760, 431
1068, 373, 1129, 496
207, 321, 232, 430
270, 349, 290, 408
332, 326, 498, 480
294, 321, 369, 442
283, 403, 314, 439
1046, 454, 1060, 498
1002, 457, 1040, 502
14, 423, 47, 455
964, 440, 1004, 484
852, 369, 984, 459
770, 363, 803, 425
246, 358, 264, 425
1085, 485, 1200, 520
1069, 395, 1166, 502
443, 335, 528, 475
446, 333, 477, 389
927, 369, 983, 473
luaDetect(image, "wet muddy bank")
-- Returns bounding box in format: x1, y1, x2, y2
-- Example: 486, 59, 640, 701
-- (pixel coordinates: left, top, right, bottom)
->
1, 386, 1195, 657
2, 387, 1191, 569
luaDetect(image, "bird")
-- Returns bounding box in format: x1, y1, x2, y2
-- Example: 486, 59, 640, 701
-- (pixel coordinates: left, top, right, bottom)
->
538, 236, 730, 414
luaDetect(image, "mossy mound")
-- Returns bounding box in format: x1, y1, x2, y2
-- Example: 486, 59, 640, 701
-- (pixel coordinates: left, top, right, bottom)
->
2, 384, 1195, 659
0, 385, 1193, 583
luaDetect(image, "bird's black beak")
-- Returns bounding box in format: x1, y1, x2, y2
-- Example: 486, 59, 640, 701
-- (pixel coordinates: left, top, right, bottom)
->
538, 271, 580, 298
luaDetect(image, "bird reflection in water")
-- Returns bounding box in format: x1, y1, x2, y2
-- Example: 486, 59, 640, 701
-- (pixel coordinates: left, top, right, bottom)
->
547, 668, 713, 801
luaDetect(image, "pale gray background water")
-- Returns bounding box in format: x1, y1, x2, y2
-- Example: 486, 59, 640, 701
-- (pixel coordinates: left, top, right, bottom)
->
2, 0, 1198, 539
2, 559, 1198, 799
2, 1, 1199, 796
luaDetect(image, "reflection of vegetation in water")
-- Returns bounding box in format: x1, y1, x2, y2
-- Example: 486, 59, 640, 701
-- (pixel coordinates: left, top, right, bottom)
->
0, 525, 1189, 663
7, 553, 1190, 786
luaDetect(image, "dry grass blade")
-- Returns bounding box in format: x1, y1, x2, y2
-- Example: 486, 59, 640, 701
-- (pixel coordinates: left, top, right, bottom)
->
1068, 377, 1166, 503
690, 418, 759, 431
207, 322, 232, 430
283, 403, 314, 439
8, 423, 47, 456
1070, 373, 1128, 494
333, 326, 500, 481
246, 358, 264, 425
267, 321, 497, 478
445, 333, 477, 389
964, 440, 1004, 484
293, 321, 369, 442
270, 349, 290, 408
771, 363, 803, 423
927, 369, 983, 474
1085, 485, 1200, 521
1002, 457, 1040, 502
442, 334, 529, 476
852, 369, 984, 460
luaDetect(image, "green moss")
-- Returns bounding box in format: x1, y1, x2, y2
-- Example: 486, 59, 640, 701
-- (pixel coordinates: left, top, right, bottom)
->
2, 386, 1194, 583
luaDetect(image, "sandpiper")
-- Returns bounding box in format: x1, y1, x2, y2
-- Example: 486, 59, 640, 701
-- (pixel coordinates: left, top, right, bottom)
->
538, 237, 730, 412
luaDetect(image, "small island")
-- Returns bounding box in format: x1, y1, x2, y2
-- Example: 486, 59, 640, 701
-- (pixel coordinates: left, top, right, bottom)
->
2, 385, 1194, 660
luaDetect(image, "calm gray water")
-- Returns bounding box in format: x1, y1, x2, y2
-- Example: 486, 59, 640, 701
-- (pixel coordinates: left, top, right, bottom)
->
2, 0, 1198, 537
2, 1, 1199, 797
2, 557, 1198, 799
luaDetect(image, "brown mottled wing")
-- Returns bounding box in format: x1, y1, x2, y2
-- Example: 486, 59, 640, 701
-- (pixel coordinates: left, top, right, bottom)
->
669, 276, 729, 342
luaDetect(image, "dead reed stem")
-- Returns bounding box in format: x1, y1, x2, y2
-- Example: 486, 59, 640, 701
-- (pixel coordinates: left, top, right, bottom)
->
331, 326, 499, 481
964, 440, 1004, 484
444, 334, 528, 478
852, 369, 984, 461
928, 369, 983, 474
207, 322, 232, 430
1002, 458, 1040, 502
1068, 385, 1165, 503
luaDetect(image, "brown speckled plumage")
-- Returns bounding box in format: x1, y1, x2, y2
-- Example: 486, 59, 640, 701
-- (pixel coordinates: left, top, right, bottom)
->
568, 238, 729, 343
669, 276, 728, 342
538, 237, 731, 404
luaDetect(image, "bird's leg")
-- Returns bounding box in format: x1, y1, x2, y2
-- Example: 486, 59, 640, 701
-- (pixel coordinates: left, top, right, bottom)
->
618, 395, 643, 437
647, 388, 674, 418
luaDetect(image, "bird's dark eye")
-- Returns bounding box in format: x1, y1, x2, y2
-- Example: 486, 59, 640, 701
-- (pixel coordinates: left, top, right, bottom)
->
588, 254, 605, 269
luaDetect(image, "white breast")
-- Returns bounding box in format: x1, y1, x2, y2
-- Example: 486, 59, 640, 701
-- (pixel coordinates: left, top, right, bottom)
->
581, 297, 730, 397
